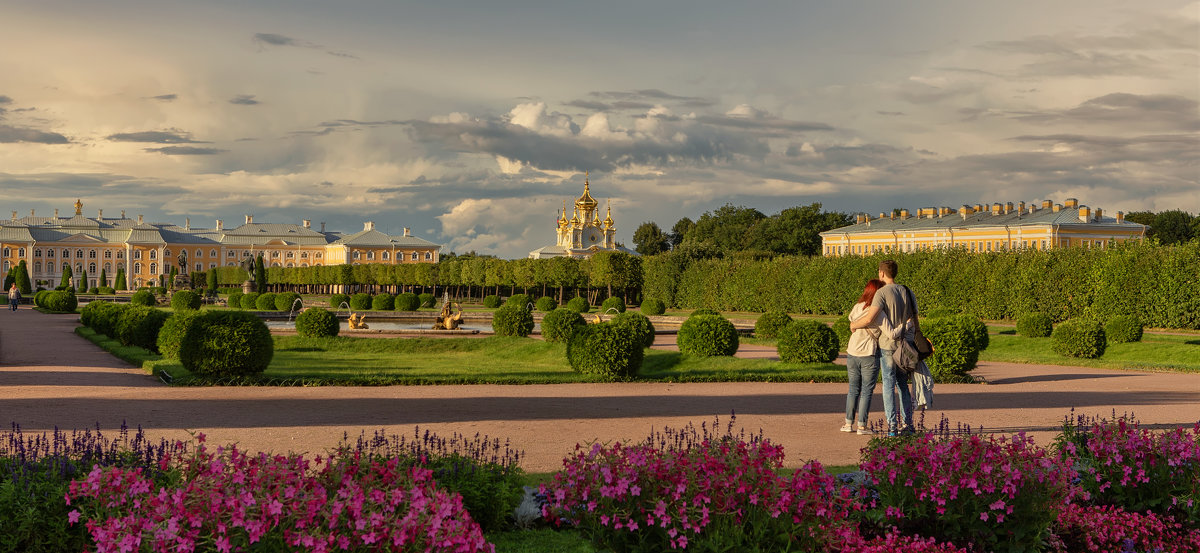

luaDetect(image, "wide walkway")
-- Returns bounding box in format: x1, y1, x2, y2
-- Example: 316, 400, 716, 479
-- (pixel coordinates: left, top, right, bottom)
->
2, 308, 1198, 472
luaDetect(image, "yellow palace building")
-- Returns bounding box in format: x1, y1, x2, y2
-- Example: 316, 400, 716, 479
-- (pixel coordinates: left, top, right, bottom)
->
819, 198, 1147, 257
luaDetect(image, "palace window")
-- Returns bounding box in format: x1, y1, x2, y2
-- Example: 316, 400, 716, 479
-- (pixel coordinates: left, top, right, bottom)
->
149, 250, 156, 260
62, 249, 69, 258
286, 252, 294, 258
76, 249, 84, 258
134, 263, 142, 274
89, 250, 96, 259
34, 262, 41, 274
134, 251, 142, 260
286, 263, 294, 268
89, 263, 96, 274
2, 262, 7, 272
382, 251, 389, 260
196, 249, 203, 258
75, 263, 82, 274
116, 251, 124, 259
209, 263, 217, 269
1, 248, 8, 257
315, 253, 322, 259
411, 252, 418, 261
34, 249, 41, 257
18, 248, 25, 257
104, 250, 112, 258
271, 251, 280, 258
352, 251, 361, 260
228, 251, 236, 258
195, 263, 202, 272
366, 252, 374, 260
62, 262, 69, 272
300, 252, 308, 259
210, 249, 217, 257
104, 263, 111, 273
424, 252, 432, 260
164, 249, 171, 257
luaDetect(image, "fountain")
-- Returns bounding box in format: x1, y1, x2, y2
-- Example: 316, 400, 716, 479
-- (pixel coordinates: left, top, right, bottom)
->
591, 307, 622, 324
336, 301, 350, 317
348, 312, 369, 329
287, 298, 305, 322
432, 301, 464, 330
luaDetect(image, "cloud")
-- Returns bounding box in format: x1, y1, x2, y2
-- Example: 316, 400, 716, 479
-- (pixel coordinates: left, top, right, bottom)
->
589, 89, 715, 108
565, 99, 612, 111
144, 146, 227, 155
253, 33, 318, 48
150, 94, 177, 101
0, 124, 69, 144
230, 94, 260, 105
107, 130, 205, 144
1013, 93, 1200, 131
695, 105, 834, 134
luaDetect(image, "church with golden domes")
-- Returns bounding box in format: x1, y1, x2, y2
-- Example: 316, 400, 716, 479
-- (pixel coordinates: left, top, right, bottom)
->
528, 176, 635, 259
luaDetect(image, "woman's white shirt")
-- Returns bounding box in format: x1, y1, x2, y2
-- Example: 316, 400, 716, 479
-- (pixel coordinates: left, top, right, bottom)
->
846, 302, 885, 357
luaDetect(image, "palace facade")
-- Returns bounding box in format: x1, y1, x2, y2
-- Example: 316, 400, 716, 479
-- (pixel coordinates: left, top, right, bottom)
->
819, 198, 1147, 257
528, 176, 635, 259
0, 201, 440, 289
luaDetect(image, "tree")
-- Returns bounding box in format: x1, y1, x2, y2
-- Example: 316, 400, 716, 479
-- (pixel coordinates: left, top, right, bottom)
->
1124, 211, 1156, 228
98, 268, 108, 288
15, 260, 31, 294
743, 203, 853, 256
632, 222, 670, 256
114, 267, 127, 291
670, 217, 695, 249
687, 204, 766, 253
254, 254, 266, 292
60, 264, 73, 289
207, 269, 218, 291
1152, 210, 1194, 245
78, 269, 89, 293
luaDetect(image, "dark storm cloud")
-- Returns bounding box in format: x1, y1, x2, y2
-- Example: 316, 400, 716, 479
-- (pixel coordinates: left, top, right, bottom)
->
144, 146, 226, 155
230, 94, 260, 105
107, 131, 205, 144
0, 172, 185, 197
0, 124, 69, 144
1013, 93, 1200, 131
0, 95, 11, 104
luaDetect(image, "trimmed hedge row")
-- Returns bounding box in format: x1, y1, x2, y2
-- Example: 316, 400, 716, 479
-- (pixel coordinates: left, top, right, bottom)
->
1017, 313, 1053, 338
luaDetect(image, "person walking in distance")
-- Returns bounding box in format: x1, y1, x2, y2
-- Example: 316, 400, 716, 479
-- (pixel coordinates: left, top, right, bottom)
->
8, 283, 20, 311
850, 260, 922, 436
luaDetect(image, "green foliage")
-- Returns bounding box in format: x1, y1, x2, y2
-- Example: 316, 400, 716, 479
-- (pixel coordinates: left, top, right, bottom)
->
640, 298, 666, 316
170, 290, 201, 311
33, 290, 47, 309
255, 292, 278, 311
157, 310, 203, 359
15, 260, 31, 294
1016, 312, 1053, 338
956, 314, 989, 351
239, 292, 260, 309
541, 308, 586, 343
129, 289, 156, 307
1052, 319, 1107, 359
924, 307, 957, 319
776, 319, 839, 363
329, 293, 350, 309
566, 296, 590, 313
418, 293, 435, 308
689, 308, 720, 318
1105, 315, 1143, 344
43, 290, 78, 313
482, 294, 502, 309
349, 293, 372, 311
394, 292, 420, 311
59, 264, 72, 289
227, 291, 244, 309
79, 300, 115, 328
89, 302, 127, 338
831, 318, 851, 351
274, 292, 301, 312
612, 312, 656, 348
370, 293, 395, 311
506, 293, 532, 309
492, 303, 534, 337
535, 296, 558, 312
207, 269, 218, 291
632, 221, 670, 255
295, 307, 340, 338
754, 310, 793, 339
600, 296, 626, 314
677, 314, 739, 357
254, 254, 266, 290
115, 306, 171, 352
566, 321, 644, 381
921, 316, 982, 379
87, 287, 99, 294
114, 267, 127, 291
179, 310, 274, 377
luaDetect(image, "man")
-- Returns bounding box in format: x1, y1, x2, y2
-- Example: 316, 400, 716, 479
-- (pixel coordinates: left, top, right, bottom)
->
8, 284, 20, 311
850, 259, 921, 436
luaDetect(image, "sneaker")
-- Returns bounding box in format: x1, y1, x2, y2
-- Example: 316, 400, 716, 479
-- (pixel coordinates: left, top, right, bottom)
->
856, 426, 874, 436
900, 426, 916, 436
886, 428, 898, 437
839, 422, 854, 433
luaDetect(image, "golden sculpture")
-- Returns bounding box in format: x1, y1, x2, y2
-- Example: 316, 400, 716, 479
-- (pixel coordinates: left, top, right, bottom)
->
432, 302, 464, 330
348, 312, 369, 329
74, 199, 83, 216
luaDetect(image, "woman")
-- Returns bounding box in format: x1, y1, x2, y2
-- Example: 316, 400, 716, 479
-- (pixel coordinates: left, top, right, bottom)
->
841, 279, 887, 435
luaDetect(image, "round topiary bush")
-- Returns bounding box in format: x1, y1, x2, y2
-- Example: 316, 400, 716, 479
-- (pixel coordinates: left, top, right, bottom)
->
677, 314, 739, 357
612, 312, 656, 349
506, 294, 532, 309
178, 310, 274, 378
240, 292, 260, 309
295, 307, 340, 338
116, 306, 171, 352
566, 296, 590, 313
44, 290, 78, 313
754, 311, 793, 339
157, 310, 203, 359
130, 289, 156, 307
394, 292, 420, 312
535, 296, 558, 312
1016, 312, 1053, 338
418, 293, 435, 309
541, 308, 585, 343
831, 318, 851, 352
349, 293, 372, 311
91, 303, 127, 338
600, 296, 626, 314
1052, 319, 1107, 359
776, 319, 839, 363
274, 292, 302, 312
482, 295, 502, 309
566, 322, 643, 381
371, 293, 395, 311
33, 290, 49, 309
1105, 315, 1143, 344
227, 291, 244, 309
255, 292, 278, 311
492, 303, 534, 337
640, 298, 666, 316
170, 290, 202, 311
955, 314, 989, 351
329, 293, 351, 309
689, 308, 720, 318
922, 316, 982, 380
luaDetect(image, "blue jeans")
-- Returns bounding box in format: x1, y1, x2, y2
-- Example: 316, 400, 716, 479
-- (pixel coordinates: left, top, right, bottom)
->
879, 348, 914, 430
8, 299, 16, 311
845, 354, 879, 425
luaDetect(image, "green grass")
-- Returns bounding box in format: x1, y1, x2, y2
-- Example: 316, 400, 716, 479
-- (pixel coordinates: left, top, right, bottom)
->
489, 528, 600, 553
75, 327, 163, 369
980, 331, 1200, 373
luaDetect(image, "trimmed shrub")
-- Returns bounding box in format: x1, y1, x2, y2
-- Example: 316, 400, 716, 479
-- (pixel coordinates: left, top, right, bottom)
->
371, 293, 395, 311
87, 287, 99, 294
227, 291, 244, 309
754, 310, 793, 339
689, 308, 720, 318
418, 293, 435, 308
482, 295, 502, 309
295, 307, 340, 338
506, 294, 532, 309
1105, 315, 1143, 344
566, 322, 643, 381
612, 312, 656, 349
129, 289, 156, 307
677, 314, 739, 357
1016, 312, 1053, 338
349, 293, 372, 311
957, 314, 990, 351
116, 306, 171, 352
170, 290, 202, 311
831, 318, 852, 351
33, 290, 49, 308
44, 290, 78, 313
240, 292, 260, 309
922, 316, 981, 380
535, 296, 558, 312
329, 293, 351, 309
97, 286, 115, 295
566, 296, 590, 313
255, 292, 278, 311
924, 307, 957, 319
91, 302, 127, 338
178, 310, 274, 377
157, 310, 203, 359
394, 292, 420, 312
776, 319, 839, 363
1052, 319, 1107, 359
600, 296, 626, 314
492, 303, 534, 337
81, 300, 118, 328
640, 298, 666, 316
541, 308, 585, 343
274, 291, 302, 312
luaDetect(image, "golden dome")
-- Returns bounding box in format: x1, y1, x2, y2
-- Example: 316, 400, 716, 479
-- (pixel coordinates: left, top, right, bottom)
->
603, 202, 614, 228
575, 173, 598, 210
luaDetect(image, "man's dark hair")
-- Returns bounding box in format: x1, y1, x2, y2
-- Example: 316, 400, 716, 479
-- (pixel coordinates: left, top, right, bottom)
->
879, 260, 898, 279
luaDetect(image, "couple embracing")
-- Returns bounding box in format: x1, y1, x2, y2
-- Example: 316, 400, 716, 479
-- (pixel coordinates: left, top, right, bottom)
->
841, 260, 932, 437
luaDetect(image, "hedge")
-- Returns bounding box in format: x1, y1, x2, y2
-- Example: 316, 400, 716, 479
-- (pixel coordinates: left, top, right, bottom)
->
1052, 319, 1107, 359
689, 308, 719, 318
349, 293, 372, 311
371, 293, 395, 311
157, 310, 203, 359
612, 312, 655, 349
1016, 313, 1053, 338
43, 290, 78, 312
506, 294, 532, 309
535, 296, 558, 312
566, 322, 643, 381
677, 314, 739, 357
492, 304, 534, 337
170, 290, 201, 311
255, 292, 278, 311
482, 295, 502, 309
831, 318, 851, 351
329, 293, 351, 309
640, 298, 666, 316
754, 311, 792, 339
89, 302, 127, 338
394, 292, 420, 312
566, 297, 590, 313
541, 308, 585, 343
274, 291, 302, 312
295, 308, 340, 338
178, 311, 274, 377
116, 306, 171, 353
776, 319, 838, 363
1105, 315, 1143, 344
129, 289, 156, 307
240, 292, 260, 310
921, 316, 981, 380
418, 293, 436, 308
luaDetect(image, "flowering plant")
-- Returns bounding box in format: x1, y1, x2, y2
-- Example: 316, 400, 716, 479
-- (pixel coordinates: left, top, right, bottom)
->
1048, 503, 1200, 553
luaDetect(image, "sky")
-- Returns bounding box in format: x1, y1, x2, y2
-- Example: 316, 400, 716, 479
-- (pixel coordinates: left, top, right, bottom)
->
1, 0, 1197, 258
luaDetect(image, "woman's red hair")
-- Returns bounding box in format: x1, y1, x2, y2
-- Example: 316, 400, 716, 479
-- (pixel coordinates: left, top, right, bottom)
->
858, 279, 886, 306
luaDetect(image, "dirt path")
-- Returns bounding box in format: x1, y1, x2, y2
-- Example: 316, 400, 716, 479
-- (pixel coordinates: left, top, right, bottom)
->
2, 309, 1198, 472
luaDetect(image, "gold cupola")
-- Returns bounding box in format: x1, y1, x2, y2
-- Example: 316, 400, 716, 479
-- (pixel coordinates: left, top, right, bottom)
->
575, 172, 598, 219
603, 202, 614, 229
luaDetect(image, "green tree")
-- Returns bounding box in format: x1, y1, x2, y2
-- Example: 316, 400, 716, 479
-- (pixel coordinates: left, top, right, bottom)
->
78, 269, 89, 293
1152, 210, 1194, 245
686, 204, 766, 253
114, 267, 127, 291
15, 260, 32, 294
98, 268, 108, 288
60, 264, 73, 289
743, 203, 853, 256
670, 217, 695, 249
254, 254, 266, 292
207, 268, 218, 290
1124, 211, 1156, 228
632, 221, 670, 255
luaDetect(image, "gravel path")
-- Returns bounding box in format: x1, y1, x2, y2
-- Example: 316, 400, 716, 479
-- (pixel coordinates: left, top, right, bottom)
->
2, 309, 1198, 472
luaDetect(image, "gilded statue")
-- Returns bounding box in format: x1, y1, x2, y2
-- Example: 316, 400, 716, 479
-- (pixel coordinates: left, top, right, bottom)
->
348, 312, 369, 329
432, 302, 464, 330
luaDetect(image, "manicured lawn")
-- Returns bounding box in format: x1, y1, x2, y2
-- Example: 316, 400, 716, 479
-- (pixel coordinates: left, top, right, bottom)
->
980, 331, 1200, 373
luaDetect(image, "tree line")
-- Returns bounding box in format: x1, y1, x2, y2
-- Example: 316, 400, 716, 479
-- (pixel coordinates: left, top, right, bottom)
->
631, 202, 853, 257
